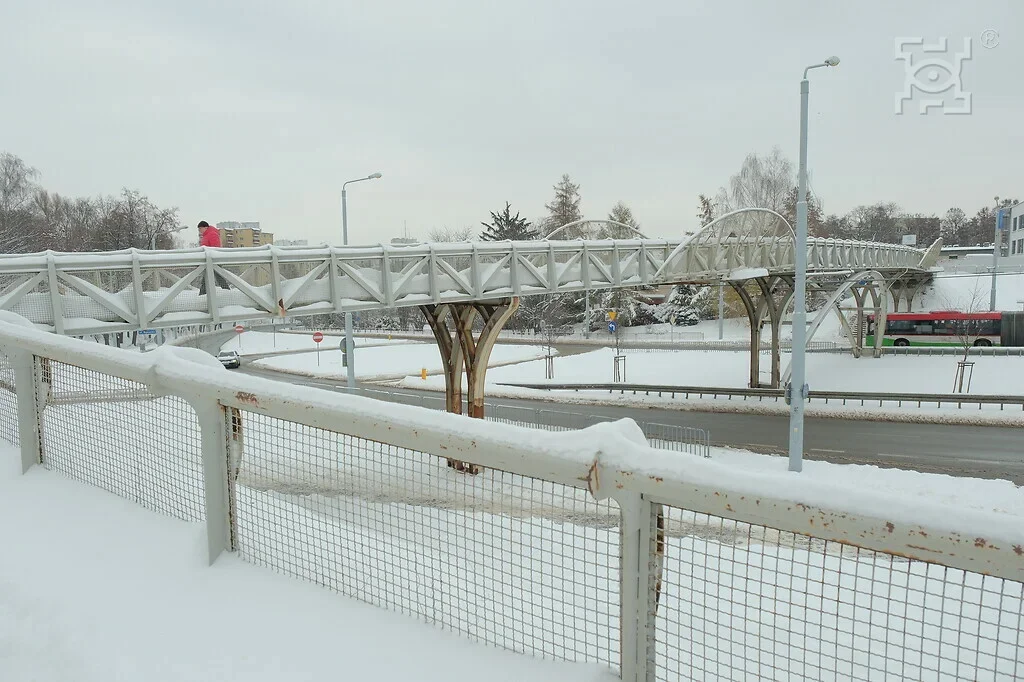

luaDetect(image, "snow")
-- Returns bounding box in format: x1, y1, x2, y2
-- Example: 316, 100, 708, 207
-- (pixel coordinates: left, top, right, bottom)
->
0, 444, 615, 682
424, 347, 1024, 395
919, 269, 1024, 312
3, 319, 1024, 679
252, 343, 553, 381
220, 330, 413, 355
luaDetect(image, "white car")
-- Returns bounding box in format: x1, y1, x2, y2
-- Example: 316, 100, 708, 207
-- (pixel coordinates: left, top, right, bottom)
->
217, 350, 240, 369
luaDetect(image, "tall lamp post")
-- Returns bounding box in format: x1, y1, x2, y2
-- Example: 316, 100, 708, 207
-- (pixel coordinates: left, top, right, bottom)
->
788, 56, 839, 473
341, 172, 383, 390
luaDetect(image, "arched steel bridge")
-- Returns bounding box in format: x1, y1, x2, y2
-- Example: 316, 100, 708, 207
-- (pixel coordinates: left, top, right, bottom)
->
0, 209, 938, 337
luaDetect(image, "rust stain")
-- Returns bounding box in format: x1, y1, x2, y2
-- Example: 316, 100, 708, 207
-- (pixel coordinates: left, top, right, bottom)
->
974, 537, 988, 549
235, 391, 259, 406
755, 500, 760, 506
725, 504, 734, 512
905, 544, 944, 555
652, 476, 664, 483
1013, 545, 1023, 556
616, 483, 624, 489
884, 522, 895, 534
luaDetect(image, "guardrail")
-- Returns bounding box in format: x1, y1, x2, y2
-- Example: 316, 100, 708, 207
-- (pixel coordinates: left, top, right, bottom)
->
497, 382, 1024, 411
1, 318, 1021, 681
354, 386, 711, 458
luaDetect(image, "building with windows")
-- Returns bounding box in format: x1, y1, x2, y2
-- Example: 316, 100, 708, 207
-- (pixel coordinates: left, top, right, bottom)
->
1006, 202, 1024, 262
217, 221, 274, 247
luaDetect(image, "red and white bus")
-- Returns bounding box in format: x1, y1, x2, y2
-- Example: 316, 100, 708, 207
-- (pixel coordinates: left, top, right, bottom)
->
865, 311, 1004, 347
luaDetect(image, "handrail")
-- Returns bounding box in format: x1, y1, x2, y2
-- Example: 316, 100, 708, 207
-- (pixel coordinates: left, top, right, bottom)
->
497, 381, 1024, 408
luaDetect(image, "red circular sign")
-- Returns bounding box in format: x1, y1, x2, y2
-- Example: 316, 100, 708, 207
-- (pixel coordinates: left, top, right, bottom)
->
234, 325, 244, 334
312, 331, 324, 343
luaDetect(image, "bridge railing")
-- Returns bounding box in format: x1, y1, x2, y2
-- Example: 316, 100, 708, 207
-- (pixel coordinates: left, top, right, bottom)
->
0, 319, 1020, 681
0, 236, 927, 336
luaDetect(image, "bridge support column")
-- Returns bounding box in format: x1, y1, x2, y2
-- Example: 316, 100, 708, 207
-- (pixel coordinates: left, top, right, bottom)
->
420, 297, 520, 475
888, 277, 925, 313
731, 276, 794, 389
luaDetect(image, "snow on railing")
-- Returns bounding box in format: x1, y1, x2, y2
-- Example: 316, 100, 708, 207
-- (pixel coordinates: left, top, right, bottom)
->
0, 316, 1021, 681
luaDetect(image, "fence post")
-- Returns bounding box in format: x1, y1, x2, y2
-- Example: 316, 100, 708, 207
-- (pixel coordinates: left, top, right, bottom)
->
619, 493, 663, 682
13, 351, 42, 473
190, 397, 234, 565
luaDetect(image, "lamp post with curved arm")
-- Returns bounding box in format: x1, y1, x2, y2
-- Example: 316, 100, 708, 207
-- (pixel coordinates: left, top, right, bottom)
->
789, 56, 839, 473
341, 172, 382, 390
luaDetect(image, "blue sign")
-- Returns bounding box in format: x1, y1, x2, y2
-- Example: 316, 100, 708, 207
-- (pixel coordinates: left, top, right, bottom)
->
997, 209, 1007, 231
608, 321, 617, 333
139, 329, 156, 336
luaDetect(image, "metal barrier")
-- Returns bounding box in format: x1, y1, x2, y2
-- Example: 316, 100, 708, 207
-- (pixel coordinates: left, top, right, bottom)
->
355, 387, 711, 458
0, 320, 1021, 681
498, 382, 1024, 411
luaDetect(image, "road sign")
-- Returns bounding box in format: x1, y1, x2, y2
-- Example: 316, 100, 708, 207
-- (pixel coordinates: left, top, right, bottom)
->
233, 325, 244, 334
139, 329, 156, 336
607, 311, 617, 321
313, 331, 324, 343
608, 321, 617, 333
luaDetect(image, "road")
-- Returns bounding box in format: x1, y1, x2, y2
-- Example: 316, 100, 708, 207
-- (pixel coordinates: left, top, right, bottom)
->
238, 365, 1024, 485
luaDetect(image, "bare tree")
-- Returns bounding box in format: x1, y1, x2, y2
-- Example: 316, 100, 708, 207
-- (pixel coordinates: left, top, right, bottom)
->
0, 153, 41, 252
940, 207, 968, 245
426, 225, 474, 242
716, 147, 795, 214
942, 281, 989, 392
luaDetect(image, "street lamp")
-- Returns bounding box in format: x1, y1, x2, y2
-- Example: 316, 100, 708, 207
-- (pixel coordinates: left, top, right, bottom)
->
788, 56, 839, 473
151, 225, 191, 251
341, 172, 383, 390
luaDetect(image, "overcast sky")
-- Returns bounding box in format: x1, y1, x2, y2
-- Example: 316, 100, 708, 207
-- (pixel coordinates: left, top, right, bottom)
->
1, 1, 1020, 246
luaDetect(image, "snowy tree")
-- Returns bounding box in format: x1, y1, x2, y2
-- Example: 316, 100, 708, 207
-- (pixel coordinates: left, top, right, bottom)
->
656, 285, 712, 326
607, 201, 639, 232
541, 173, 582, 236
940, 207, 967, 245
696, 194, 716, 227
715, 147, 794, 215
480, 202, 536, 241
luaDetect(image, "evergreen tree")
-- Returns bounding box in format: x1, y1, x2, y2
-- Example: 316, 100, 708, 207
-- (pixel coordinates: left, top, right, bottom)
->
656, 284, 712, 326
479, 202, 536, 241
542, 173, 582, 236
696, 194, 716, 227
607, 200, 639, 234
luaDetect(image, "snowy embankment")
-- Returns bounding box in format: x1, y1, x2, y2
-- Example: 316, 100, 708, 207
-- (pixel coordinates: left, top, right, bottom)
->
221, 330, 410, 356
0, 444, 615, 682
251, 342, 552, 382
397, 349, 1024, 425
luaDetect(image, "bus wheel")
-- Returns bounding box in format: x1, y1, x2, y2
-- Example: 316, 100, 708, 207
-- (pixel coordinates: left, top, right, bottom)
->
973, 339, 992, 347
894, 338, 910, 347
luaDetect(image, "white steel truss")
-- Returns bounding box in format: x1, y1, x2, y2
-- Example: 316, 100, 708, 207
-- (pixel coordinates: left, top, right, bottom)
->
0, 209, 934, 336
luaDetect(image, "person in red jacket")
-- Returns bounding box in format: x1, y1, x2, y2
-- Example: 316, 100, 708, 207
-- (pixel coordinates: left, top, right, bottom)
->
197, 221, 230, 294
199, 220, 221, 247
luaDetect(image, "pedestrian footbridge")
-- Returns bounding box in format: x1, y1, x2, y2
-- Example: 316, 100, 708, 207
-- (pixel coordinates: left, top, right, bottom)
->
0, 208, 939, 399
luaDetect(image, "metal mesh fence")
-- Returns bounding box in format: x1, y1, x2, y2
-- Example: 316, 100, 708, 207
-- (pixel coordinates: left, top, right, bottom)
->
654, 505, 1024, 681
0, 349, 18, 447
355, 388, 711, 458
38, 360, 205, 521
232, 409, 621, 668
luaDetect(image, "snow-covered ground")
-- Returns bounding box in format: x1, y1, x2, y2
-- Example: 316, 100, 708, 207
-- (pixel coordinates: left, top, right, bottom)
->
252, 343, 552, 381
402, 348, 1024, 395
0, 445, 615, 682
221, 330, 411, 355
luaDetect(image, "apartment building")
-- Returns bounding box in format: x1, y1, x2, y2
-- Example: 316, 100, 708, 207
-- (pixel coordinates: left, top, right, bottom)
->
217, 221, 274, 247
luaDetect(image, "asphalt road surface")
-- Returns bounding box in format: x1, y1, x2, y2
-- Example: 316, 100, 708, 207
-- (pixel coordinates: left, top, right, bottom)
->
238, 365, 1024, 485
